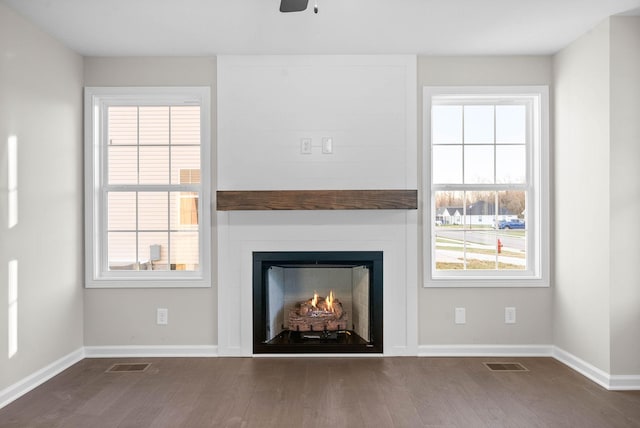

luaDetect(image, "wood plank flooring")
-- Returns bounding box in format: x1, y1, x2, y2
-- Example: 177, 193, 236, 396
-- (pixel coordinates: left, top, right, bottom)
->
1, 357, 639, 427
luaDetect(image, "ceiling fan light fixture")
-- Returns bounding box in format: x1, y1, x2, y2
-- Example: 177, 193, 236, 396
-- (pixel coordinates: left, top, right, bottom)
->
280, 0, 309, 13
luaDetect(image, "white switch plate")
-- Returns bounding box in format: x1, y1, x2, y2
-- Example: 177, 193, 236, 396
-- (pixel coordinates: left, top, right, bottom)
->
300, 138, 312, 154
505, 307, 516, 324
455, 307, 466, 324
321, 137, 333, 154
157, 308, 168, 325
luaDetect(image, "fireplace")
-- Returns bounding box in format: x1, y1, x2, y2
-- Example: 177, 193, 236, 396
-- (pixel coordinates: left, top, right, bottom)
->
253, 251, 383, 354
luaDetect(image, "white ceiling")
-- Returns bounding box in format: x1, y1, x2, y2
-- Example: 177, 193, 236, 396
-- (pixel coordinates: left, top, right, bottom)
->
3, 0, 640, 56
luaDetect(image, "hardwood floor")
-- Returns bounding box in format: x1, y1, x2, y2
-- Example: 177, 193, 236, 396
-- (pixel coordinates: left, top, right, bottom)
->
1, 357, 639, 427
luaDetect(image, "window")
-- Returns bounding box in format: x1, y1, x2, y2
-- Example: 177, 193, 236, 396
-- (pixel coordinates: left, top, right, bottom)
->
424, 86, 549, 287
84, 87, 211, 288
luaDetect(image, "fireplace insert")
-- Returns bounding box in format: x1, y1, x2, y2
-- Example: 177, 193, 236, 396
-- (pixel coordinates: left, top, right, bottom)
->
253, 251, 383, 353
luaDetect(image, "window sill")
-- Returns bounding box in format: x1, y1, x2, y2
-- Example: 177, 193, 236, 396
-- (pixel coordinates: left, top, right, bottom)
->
424, 278, 549, 288
85, 278, 212, 289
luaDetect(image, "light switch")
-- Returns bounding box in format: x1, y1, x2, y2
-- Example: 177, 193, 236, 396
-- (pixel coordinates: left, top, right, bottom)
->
157, 308, 168, 325
505, 307, 516, 324
322, 137, 333, 154
300, 138, 312, 154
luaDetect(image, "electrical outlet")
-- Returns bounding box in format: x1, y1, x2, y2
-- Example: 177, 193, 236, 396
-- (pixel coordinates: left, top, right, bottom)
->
505, 307, 516, 324
455, 307, 466, 324
157, 308, 168, 325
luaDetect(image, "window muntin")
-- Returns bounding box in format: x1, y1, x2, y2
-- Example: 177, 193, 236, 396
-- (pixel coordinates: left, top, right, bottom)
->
425, 87, 548, 287
85, 87, 211, 288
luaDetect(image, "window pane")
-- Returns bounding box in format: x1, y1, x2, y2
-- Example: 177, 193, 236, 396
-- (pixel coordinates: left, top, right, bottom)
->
466, 191, 497, 228
435, 230, 464, 270
139, 107, 169, 145
497, 231, 527, 270
108, 106, 138, 146
496, 105, 526, 144
463, 105, 494, 144
432, 105, 462, 144
138, 192, 168, 231
464, 145, 494, 184
108, 192, 136, 230
433, 146, 462, 184
464, 230, 497, 270
170, 231, 199, 271
496, 146, 526, 183
108, 232, 136, 270
497, 190, 526, 220
139, 146, 169, 184
434, 191, 464, 227
171, 146, 200, 184
138, 232, 169, 270
108, 146, 137, 184
171, 106, 201, 145
180, 193, 199, 226
170, 191, 199, 229
179, 169, 201, 185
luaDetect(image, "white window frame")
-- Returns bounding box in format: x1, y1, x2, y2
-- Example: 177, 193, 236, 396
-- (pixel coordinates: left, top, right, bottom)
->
84, 86, 212, 288
423, 86, 549, 287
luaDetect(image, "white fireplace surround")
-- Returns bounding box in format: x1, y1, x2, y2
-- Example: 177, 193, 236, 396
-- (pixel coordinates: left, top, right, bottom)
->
216, 55, 418, 356
217, 210, 418, 356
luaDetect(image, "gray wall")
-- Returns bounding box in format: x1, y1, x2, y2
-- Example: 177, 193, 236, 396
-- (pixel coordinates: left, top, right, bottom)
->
609, 16, 640, 375
82, 57, 218, 347
0, 3, 84, 390
554, 19, 612, 373
417, 56, 554, 346
553, 17, 640, 375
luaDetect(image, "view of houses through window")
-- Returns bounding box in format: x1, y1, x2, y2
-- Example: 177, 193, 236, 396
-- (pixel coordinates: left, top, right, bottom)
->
106, 105, 201, 272
429, 93, 535, 273
434, 190, 526, 270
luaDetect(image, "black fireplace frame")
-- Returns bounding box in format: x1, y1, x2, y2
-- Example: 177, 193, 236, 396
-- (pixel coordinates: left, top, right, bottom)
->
253, 251, 383, 354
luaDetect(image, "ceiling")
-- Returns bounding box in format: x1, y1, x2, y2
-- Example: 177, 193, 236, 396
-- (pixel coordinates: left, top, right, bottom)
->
3, 0, 640, 56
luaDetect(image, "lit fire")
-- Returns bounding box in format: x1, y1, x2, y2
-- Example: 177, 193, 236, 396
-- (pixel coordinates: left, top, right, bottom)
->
292, 289, 346, 331
326, 290, 335, 313
308, 290, 336, 313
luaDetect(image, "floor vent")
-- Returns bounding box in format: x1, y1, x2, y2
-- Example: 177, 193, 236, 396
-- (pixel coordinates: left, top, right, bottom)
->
106, 363, 151, 373
484, 362, 528, 372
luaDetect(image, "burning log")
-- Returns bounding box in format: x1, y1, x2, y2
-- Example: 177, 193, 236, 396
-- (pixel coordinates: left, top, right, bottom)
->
288, 291, 348, 332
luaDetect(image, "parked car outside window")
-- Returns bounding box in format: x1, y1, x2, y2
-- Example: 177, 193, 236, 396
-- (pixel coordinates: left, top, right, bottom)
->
497, 219, 525, 229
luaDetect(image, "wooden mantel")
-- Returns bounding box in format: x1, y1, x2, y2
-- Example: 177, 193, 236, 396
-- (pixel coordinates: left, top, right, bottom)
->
216, 190, 418, 211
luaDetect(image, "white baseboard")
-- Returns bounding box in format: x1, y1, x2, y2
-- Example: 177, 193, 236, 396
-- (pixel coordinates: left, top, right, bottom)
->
417, 344, 640, 391
551, 346, 611, 389
552, 346, 640, 391
608, 375, 640, 391
0, 348, 84, 409
84, 345, 218, 358
418, 344, 554, 357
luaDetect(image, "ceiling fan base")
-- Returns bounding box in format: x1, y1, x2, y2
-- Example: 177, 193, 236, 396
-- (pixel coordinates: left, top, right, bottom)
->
280, 0, 309, 13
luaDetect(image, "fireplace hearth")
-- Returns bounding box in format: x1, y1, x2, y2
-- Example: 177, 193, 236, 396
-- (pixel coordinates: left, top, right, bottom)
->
253, 251, 383, 354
